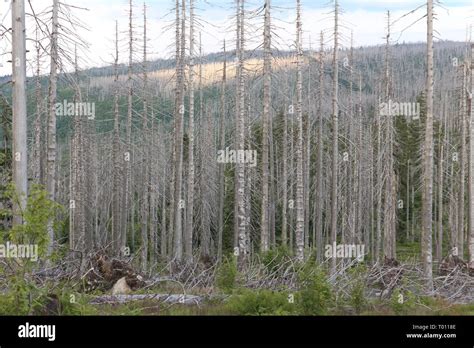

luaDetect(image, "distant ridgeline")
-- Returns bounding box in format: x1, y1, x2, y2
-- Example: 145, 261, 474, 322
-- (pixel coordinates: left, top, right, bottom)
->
0, 40, 468, 146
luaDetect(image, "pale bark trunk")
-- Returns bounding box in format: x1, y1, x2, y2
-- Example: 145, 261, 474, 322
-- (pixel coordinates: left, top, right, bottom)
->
32, 29, 43, 185
217, 41, 227, 261
185, 0, 195, 262
468, 44, 474, 267
168, 0, 181, 258
122, 0, 134, 253
173, 0, 186, 260
383, 11, 396, 260
282, 105, 288, 247
11, 0, 28, 227
112, 21, 122, 255
46, 0, 60, 255
458, 64, 467, 258
315, 31, 324, 262
295, 0, 304, 262
235, 0, 248, 267
141, 4, 149, 270
71, 47, 86, 258
260, 0, 271, 253
437, 121, 444, 262
422, 0, 434, 289
330, 0, 339, 275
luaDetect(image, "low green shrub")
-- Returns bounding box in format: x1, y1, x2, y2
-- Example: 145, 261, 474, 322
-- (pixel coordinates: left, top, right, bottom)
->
347, 264, 368, 314
390, 288, 416, 315
225, 288, 294, 315
296, 264, 333, 315
216, 256, 238, 294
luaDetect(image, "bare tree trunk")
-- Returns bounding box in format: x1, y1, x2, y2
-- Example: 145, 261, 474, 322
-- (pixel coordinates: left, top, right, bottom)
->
468, 43, 474, 268
168, 0, 181, 258
421, 0, 434, 290
383, 11, 396, 260
70, 46, 86, 261
260, 0, 271, 253
315, 31, 324, 262
112, 21, 122, 255
32, 29, 43, 185
282, 106, 288, 247
356, 73, 363, 245
269, 114, 277, 248
161, 131, 168, 257
185, 0, 195, 262
122, 0, 134, 253
217, 40, 227, 261
330, 0, 340, 275
11, 0, 28, 227
436, 105, 447, 262
407, 159, 411, 242
294, 0, 304, 262
235, 0, 248, 267
201, 104, 213, 256
458, 64, 468, 259
304, 39, 312, 250
173, 0, 186, 261
46, 0, 60, 255
150, 120, 157, 267
346, 31, 355, 248
375, 115, 383, 262
141, 4, 149, 270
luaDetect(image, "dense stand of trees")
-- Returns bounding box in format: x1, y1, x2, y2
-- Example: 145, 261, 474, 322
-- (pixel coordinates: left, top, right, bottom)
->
1, 0, 474, 288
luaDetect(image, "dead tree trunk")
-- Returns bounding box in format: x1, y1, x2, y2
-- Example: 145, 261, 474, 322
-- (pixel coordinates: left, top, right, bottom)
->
468, 44, 474, 267
235, 0, 248, 267
294, 0, 304, 262
421, 0, 434, 289
141, 4, 150, 270
315, 31, 324, 262
330, 0, 340, 275
11, 0, 28, 227
458, 63, 467, 258
185, 0, 195, 262
217, 40, 227, 261
260, 0, 272, 253
46, 0, 60, 255
112, 21, 122, 255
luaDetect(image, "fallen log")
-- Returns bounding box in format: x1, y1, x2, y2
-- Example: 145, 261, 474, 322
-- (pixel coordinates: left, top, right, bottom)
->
89, 294, 204, 305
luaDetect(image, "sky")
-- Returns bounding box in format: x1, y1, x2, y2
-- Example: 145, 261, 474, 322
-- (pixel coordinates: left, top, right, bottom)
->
0, 0, 473, 75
